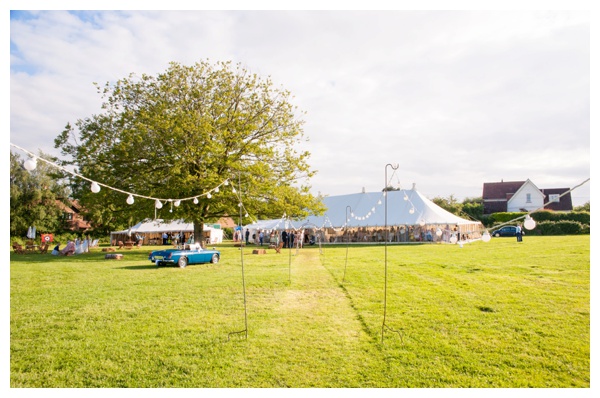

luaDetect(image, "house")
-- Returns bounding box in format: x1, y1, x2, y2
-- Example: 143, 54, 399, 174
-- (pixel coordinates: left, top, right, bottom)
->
482, 179, 573, 215
55, 199, 92, 232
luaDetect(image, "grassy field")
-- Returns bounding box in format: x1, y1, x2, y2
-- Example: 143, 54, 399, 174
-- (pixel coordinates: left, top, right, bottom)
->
10, 236, 590, 388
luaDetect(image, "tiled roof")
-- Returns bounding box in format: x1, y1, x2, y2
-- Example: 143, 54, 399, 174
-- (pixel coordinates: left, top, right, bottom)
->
482, 181, 525, 200
542, 188, 573, 211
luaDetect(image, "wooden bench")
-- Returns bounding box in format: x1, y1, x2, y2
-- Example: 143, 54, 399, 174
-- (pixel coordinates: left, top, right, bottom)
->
252, 249, 267, 255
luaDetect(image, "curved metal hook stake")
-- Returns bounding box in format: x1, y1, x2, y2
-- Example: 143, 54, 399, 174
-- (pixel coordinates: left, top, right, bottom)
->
343, 205, 352, 283
229, 173, 248, 340
382, 163, 399, 344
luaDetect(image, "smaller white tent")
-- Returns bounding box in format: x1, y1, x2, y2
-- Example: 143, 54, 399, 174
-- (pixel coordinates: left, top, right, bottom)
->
111, 219, 223, 245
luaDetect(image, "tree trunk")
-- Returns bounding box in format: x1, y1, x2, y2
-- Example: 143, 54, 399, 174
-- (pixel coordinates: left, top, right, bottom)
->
194, 221, 205, 248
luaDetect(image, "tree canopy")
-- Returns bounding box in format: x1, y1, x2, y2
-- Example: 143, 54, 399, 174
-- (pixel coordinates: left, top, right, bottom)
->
54, 60, 324, 236
10, 151, 70, 237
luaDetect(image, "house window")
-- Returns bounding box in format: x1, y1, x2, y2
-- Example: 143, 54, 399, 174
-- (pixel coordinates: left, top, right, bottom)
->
64, 212, 73, 221
549, 194, 560, 203
526, 193, 531, 203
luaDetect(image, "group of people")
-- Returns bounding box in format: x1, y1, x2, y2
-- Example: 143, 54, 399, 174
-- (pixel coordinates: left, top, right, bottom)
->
162, 232, 194, 245
162, 231, 194, 246
50, 236, 95, 256
236, 228, 312, 249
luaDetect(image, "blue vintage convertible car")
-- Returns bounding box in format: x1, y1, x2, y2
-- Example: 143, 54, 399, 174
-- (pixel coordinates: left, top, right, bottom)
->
149, 245, 220, 268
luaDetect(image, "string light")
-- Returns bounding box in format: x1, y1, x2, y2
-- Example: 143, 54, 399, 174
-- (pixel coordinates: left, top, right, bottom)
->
11, 143, 233, 207
90, 181, 101, 193
481, 231, 491, 242
524, 215, 536, 230
24, 157, 37, 171
155, 200, 163, 209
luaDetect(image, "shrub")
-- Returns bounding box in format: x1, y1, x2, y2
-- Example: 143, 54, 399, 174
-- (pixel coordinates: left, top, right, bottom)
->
536, 220, 585, 235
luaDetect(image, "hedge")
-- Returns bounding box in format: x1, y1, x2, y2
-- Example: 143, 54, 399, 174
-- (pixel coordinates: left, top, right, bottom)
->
486, 210, 590, 226
534, 220, 588, 236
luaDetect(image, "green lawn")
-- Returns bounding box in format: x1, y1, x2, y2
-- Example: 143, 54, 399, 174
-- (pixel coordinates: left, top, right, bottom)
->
10, 236, 590, 387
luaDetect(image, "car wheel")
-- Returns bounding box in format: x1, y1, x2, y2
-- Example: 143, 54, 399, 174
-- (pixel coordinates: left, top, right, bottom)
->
178, 257, 188, 268
494, 233, 500, 237
211, 254, 219, 264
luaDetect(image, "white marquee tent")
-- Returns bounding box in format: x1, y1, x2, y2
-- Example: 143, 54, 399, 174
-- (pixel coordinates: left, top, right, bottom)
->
303, 189, 481, 228
245, 188, 483, 244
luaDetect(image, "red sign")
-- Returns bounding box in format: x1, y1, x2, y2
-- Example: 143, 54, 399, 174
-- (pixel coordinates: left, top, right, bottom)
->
41, 234, 54, 243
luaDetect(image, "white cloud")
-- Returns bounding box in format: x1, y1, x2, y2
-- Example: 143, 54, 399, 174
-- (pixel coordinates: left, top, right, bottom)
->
8, 8, 592, 205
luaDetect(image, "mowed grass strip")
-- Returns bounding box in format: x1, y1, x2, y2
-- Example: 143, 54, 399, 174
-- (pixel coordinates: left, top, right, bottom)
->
10, 236, 589, 387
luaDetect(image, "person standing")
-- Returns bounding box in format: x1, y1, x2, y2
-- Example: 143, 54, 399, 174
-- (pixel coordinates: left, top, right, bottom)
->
282, 230, 288, 248
516, 224, 523, 242
162, 232, 168, 245
245, 228, 250, 245
259, 230, 264, 246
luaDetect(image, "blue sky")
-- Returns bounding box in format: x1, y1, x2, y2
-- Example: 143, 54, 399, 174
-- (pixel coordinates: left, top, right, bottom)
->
6, 2, 593, 206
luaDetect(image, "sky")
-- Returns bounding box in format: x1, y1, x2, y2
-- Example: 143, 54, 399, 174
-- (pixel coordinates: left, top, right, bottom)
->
6, 1, 594, 207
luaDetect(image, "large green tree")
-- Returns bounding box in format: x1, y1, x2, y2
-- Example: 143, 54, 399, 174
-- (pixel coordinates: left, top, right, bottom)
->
10, 151, 70, 237
54, 60, 324, 238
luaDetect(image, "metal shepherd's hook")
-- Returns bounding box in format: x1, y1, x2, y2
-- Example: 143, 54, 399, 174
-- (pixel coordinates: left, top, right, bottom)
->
343, 205, 351, 283
229, 172, 248, 341
382, 163, 400, 344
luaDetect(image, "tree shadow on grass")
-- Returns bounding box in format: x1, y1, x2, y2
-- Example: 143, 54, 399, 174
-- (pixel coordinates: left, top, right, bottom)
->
116, 264, 161, 270
10, 252, 151, 264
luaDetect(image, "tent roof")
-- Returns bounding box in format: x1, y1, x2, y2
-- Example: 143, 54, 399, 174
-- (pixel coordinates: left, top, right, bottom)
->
112, 219, 219, 234
249, 189, 480, 230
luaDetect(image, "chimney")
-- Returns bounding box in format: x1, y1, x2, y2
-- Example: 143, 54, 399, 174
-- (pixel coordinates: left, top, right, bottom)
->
412, 183, 416, 190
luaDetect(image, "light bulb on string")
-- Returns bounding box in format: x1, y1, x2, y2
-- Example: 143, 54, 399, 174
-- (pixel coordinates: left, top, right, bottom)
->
126, 194, 134, 205
174, 200, 181, 207
419, 219, 425, 227
214, 187, 219, 193
524, 215, 536, 230
90, 182, 101, 193
193, 197, 199, 204
24, 157, 37, 171
224, 180, 229, 186
207, 192, 212, 199
481, 231, 491, 242
404, 194, 408, 201
155, 200, 163, 209
232, 187, 237, 193
409, 207, 415, 214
